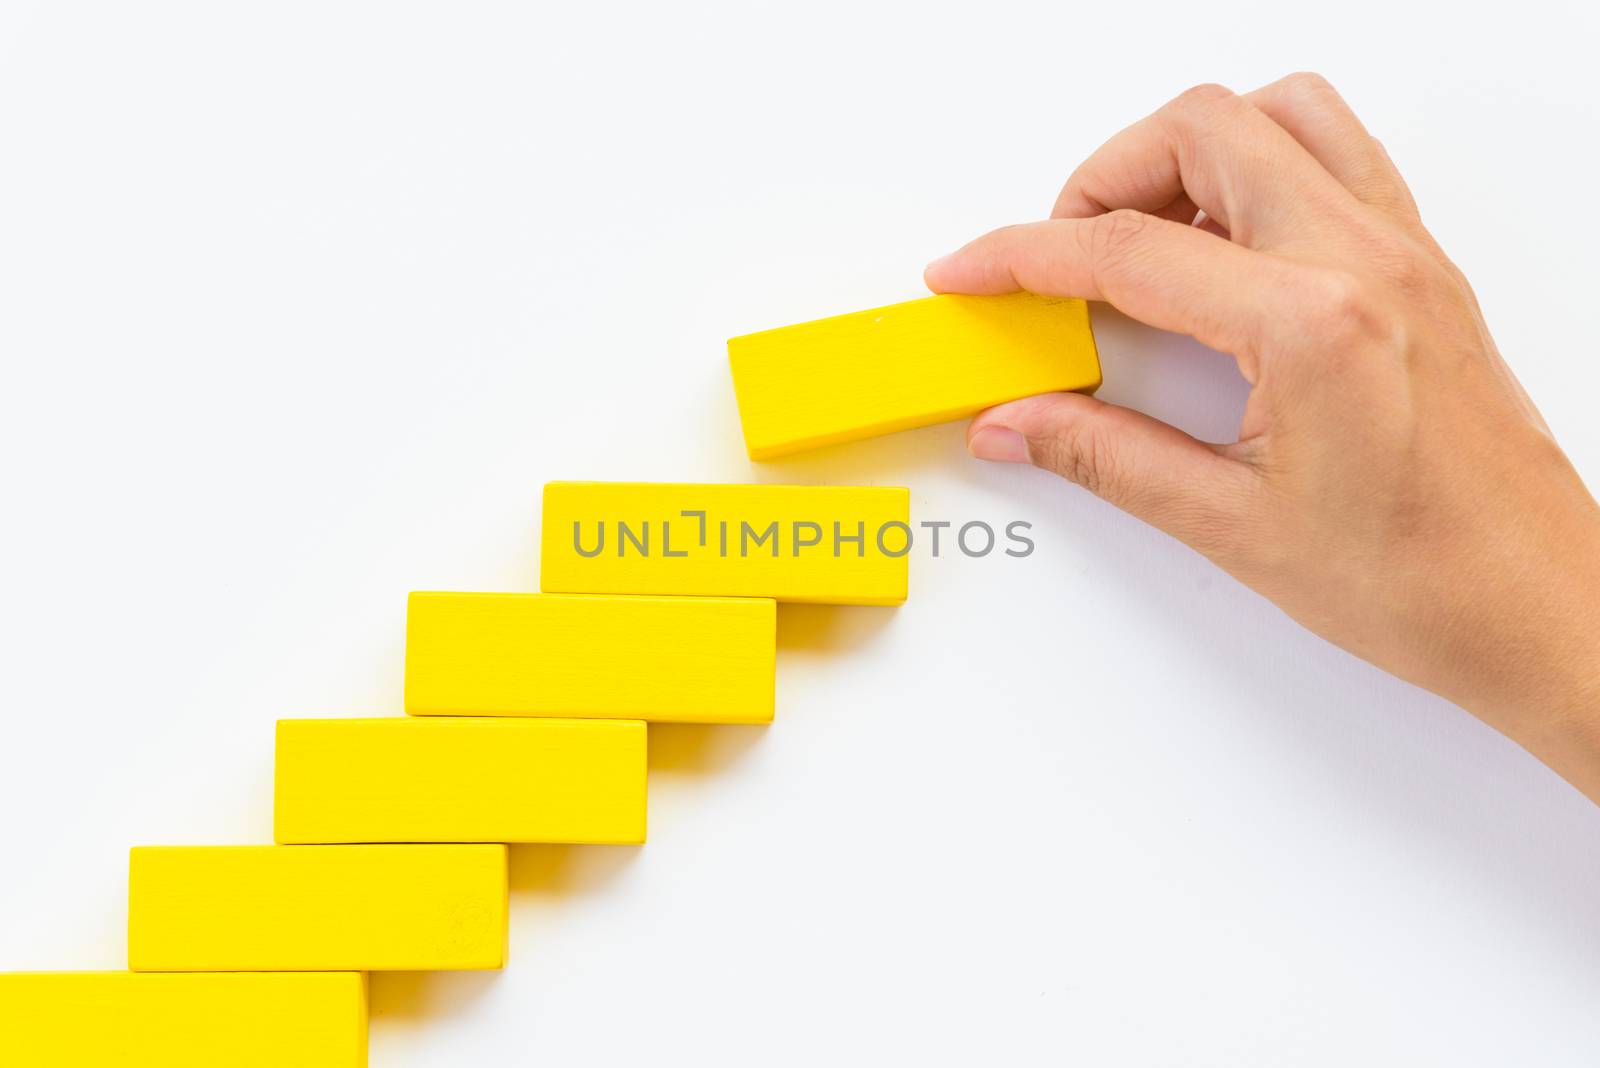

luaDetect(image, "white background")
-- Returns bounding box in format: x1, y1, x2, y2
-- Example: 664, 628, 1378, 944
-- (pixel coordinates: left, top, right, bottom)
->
3, 2, 1599, 1064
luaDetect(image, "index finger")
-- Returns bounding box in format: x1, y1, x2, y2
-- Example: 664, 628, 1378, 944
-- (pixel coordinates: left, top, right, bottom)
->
925, 210, 1301, 379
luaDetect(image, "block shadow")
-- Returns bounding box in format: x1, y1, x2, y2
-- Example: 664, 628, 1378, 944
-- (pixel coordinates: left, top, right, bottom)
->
776, 602, 898, 655
736, 420, 966, 488
643, 607, 895, 783
508, 842, 642, 899
648, 722, 768, 776
369, 969, 500, 1024
368, 843, 644, 1029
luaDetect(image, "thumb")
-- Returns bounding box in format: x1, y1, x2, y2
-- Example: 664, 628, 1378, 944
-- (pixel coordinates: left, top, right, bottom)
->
968, 393, 1256, 557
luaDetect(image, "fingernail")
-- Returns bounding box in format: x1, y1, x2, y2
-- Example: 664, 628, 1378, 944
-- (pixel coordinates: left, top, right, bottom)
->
924, 253, 953, 278
968, 426, 1030, 464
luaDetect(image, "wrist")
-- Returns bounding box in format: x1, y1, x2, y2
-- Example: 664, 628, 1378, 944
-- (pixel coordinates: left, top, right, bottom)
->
1512, 645, 1600, 801
1464, 534, 1600, 801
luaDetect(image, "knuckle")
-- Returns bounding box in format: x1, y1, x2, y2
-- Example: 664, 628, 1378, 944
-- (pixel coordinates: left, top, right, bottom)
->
1084, 208, 1152, 272
1066, 425, 1114, 498
1303, 269, 1369, 329
1370, 240, 1442, 294
988, 222, 1032, 260
1335, 222, 1454, 298
1041, 413, 1123, 501
1161, 83, 1241, 150
1279, 70, 1337, 99
1296, 269, 1400, 350
1173, 82, 1236, 111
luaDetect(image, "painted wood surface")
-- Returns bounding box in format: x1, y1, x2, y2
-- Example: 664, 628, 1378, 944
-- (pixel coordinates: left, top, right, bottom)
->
405, 591, 776, 723
275, 717, 647, 845
540, 481, 910, 604
0, 971, 367, 1066
128, 845, 508, 972
728, 292, 1100, 459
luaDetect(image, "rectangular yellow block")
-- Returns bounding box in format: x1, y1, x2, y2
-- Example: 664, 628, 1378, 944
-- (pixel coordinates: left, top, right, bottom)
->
129, 844, 507, 972
275, 717, 646, 844
0, 971, 367, 1067
728, 291, 1101, 459
540, 481, 910, 605
405, 591, 775, 723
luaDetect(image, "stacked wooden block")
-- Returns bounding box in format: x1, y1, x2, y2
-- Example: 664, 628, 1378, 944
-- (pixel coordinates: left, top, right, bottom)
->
3, 482, 909, 1065
1, 293, 1099, 1065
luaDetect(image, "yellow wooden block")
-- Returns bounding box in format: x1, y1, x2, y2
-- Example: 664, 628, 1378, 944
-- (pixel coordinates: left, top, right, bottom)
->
405, 591, 775, 723
275, 717, 646, 844
540, 481, 910, 605
128, 844, 507, 972
0, 971, 367, 1067
728, 291, 1101, 459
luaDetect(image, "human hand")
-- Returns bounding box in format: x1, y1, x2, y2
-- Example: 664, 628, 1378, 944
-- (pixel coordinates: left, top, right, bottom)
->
925, 74, 1600, 801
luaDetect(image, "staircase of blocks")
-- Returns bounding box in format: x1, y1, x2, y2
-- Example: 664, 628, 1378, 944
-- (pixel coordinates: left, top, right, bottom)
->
0, 293, 1099, 1064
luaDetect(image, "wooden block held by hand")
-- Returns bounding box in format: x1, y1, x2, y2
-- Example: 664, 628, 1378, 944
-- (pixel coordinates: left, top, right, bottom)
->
128, 844, 508, 972
728, 291, 1100, 459
0, 971, 367, 1067
540, 481, 910, 605
275, 716, 646, 844
405, 591, 775, 723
